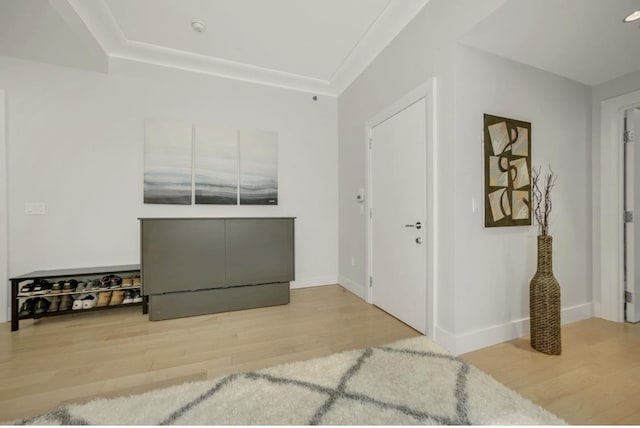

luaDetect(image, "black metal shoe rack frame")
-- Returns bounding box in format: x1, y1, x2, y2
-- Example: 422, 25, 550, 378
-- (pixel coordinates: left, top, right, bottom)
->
10, 264, 148, 331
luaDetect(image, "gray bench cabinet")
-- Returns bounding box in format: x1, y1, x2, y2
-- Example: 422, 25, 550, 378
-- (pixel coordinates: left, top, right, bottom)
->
140, 217, 294, 320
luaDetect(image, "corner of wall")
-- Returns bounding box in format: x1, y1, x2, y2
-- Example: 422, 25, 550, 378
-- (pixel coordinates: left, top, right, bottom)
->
338, 275, 366, 300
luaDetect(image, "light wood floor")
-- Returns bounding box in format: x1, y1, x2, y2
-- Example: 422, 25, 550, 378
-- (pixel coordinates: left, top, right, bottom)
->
0, 285, 419, 421
462, 317, 640, 425
1, 285, 638, 424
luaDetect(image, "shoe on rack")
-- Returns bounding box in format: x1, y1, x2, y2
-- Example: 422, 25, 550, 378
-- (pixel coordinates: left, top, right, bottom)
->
97, 291, 112, 307
34, 298, 51, 315
122, 290, 134, 304
48, 296, 61, 312
72, 298, 83, 310
63, 279, 78, 293
51, 281, 62, 294
32, 280, 52, 296
101, 275, 113, 288
59, 295, 73, 311
18, 282, 34, 297
76, 281, 88, 294
132, 276, 141, 287
110, 275, 123, 289
133, 289, 143, 303
19, 298, 36, 316
88, 279, 101, 291
109, 289, 125, 306
122, 277, 133, 287
82, 294, 97, 309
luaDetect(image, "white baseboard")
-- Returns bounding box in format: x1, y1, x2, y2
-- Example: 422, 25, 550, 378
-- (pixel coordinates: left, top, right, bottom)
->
338, 275, 366, 300
290, 275, 339, 289
434, 326, 457, 354
455, 302, 594, 355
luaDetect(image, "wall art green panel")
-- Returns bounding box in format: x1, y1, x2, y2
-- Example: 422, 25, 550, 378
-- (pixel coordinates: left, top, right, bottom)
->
483, 114, 532, 227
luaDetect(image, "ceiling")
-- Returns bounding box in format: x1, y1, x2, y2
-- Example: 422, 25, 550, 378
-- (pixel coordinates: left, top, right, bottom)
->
460, 0, 640, 86
1, 0, 639, 93
62, 0, 430, 95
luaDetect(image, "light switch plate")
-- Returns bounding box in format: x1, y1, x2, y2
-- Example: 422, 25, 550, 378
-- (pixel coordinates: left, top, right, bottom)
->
24, 202, 46, 215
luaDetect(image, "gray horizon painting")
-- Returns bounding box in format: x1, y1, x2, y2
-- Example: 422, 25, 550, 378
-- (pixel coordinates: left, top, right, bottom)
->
144, 119, 192, 205
195, 125, 238, 205
239, 129, 278, 205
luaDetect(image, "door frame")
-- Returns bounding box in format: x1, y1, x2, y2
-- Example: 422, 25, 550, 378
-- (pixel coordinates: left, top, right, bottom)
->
597, 89, 640, 322
365, 78, 436, 338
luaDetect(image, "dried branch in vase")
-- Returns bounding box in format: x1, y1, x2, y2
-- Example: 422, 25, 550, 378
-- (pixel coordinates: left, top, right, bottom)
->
531, 166, 557, 236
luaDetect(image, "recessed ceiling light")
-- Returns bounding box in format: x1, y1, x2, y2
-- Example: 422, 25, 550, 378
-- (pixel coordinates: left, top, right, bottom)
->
623, 10, 640, 23
191, 20, 207, 33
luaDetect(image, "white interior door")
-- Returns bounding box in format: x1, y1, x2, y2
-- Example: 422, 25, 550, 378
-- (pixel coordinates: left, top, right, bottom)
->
370, 98, 427, 333
625, 107, 640, 323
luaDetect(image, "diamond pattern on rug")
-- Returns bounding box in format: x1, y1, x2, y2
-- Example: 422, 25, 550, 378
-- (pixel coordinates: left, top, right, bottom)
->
345, 348, 465, 422
259, 350, 362, 389
6, 336, 566, 425
171, 375, 329, 425
321, 397, 427, 425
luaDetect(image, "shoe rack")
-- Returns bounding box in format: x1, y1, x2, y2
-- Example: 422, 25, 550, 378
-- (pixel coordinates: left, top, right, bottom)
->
9, 264, 147, 331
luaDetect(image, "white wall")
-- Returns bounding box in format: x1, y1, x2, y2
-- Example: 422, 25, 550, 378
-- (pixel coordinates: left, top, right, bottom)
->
1, 55, 338, 322
453, 45, 593, 353
338, 0, 507, 341
0, 89, 7, 322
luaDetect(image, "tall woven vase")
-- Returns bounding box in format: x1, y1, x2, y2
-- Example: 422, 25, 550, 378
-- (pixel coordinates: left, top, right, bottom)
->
529, 235, 562, 355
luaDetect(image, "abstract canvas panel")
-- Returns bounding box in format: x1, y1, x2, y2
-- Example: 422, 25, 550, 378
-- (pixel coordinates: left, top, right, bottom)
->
144, 119, 193, 205
483, 114, 532, 227
239, 129, 278, 205
194, 125, 238, 205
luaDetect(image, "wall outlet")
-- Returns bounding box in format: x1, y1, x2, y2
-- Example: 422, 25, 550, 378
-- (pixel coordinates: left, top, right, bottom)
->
24, 202, 46, 215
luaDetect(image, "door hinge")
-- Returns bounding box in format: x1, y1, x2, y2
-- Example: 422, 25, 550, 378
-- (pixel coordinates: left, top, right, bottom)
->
369, 138, 372, 149
625, 211, 633, 223
625, 291, 633, 303
624, 130, 634, 143
369, 276, 373, 287
369, 209, 372, 219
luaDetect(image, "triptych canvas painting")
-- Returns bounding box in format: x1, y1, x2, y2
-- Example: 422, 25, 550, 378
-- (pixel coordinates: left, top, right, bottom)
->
144, 119, 278, 205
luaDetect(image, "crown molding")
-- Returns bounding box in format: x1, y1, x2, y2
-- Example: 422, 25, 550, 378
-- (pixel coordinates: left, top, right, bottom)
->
61, 0, 430, 96
330, 0, 430, 94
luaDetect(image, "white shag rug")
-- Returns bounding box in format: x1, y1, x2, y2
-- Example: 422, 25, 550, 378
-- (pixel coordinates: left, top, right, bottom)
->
10, 336, 565, 425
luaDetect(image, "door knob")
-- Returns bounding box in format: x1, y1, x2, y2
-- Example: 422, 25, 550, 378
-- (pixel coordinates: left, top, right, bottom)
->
405, 221, 422, 229
415, 237, 422, 244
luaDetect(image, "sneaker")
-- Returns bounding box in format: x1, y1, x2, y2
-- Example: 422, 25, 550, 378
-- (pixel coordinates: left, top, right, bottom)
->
110, 275, 122, 289
75, 281, 87, 294
88, 279, 101, 291
72, 299, 83, 310
19, 298, 36, 316
18, 283, 34, 297
48, 296, 61, 312
63, 279, 78, 293
32, 280, 52, 296
59, 295, 73, 311
82, 294, 97, 309
133, 289, 143, 303
101, 275, 113, 288
34, 298, 51, 315
132, 276, 141, 287
122, 290, 134, 304
97, 291, 112, 307
122, 277, 134, 287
